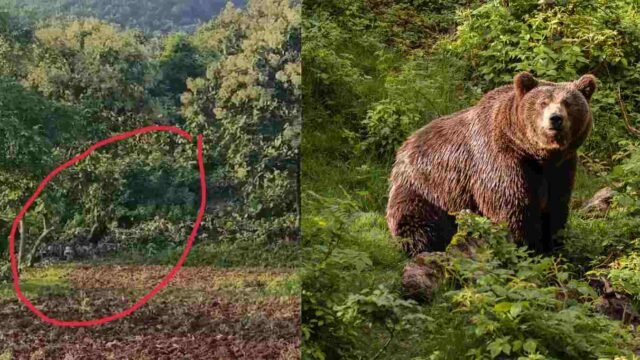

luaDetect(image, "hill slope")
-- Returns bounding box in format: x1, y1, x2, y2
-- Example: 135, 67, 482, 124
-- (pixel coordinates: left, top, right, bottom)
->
2, 0, 246, 33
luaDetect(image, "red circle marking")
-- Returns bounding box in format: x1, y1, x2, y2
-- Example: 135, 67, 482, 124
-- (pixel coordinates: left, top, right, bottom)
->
8, 125, 207, 327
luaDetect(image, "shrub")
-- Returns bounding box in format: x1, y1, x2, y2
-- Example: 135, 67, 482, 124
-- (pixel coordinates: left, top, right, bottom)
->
446, 212, 635, 360
437, 0, 640, 160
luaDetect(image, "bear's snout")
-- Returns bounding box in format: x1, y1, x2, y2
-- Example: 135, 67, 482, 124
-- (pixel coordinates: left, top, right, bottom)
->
541, 101, 569, 135
549, 113, 564, 130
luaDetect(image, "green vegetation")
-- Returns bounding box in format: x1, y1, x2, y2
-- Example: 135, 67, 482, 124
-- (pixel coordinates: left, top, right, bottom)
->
0, 0, 246, 34
0, 0, 300, 276
302, 0, 640, 358
0, 1, 300, 358
0, 265, 72, 298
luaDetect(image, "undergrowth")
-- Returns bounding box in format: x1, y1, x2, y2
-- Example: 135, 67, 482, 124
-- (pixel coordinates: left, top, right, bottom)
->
302, 0, 640, 358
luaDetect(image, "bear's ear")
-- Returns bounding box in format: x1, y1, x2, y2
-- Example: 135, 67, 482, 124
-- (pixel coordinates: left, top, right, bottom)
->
575, 74, 597, 101
513, 72, 538, 99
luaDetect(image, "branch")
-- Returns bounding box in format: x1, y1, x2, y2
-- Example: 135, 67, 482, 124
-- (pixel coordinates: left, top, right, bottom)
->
370, 327, 395, 360
617, 86, 640, 137
18, 220, 24, 269
88, 223, 99, 241
26, 225, 54, 268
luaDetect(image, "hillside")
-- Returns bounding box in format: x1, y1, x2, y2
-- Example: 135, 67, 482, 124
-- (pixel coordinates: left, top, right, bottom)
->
0, 0, 300, 357
1, 0, 246, 33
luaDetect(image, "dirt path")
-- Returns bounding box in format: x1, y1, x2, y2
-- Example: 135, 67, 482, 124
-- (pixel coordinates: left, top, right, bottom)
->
0, 265, 300, 359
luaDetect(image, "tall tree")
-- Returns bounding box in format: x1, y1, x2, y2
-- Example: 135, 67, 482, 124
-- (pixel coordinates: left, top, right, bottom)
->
182, 0, 301, 243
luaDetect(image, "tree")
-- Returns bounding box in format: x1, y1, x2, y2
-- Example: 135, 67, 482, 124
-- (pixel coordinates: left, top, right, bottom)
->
182, 0, 301, 244
24, 19, 150, 127
149, 32, 207, 106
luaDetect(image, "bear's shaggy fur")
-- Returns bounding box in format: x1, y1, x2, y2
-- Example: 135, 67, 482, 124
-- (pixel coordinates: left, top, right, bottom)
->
386, 72, 596, 255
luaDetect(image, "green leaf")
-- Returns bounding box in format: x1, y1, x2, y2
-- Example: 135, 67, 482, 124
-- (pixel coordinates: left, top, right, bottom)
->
502, 342, 511, 355
557, 272, 569, 282
510, 302, 523, 317
488, 341, 503, 358
494, 301, 512, 313
523, 339, 537, 354
512, 340, 523, 352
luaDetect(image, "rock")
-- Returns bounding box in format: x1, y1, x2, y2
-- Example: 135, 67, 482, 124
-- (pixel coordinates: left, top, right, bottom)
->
588, 275, 640, 325
401, 230, 490, 302
96, 242, 120, 256
38, 238, 121, 263
581, 187, 616, 215
402, 252, 450, 301
63, 246, 74, 261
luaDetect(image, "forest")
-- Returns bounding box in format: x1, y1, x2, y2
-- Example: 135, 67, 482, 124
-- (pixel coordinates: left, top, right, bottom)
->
0, 0, 300, 357
0, 0, 246, 34
302, 0, 640, 359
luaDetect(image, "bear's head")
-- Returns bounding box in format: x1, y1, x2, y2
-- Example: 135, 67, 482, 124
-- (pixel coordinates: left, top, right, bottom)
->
512, 72, 596, 157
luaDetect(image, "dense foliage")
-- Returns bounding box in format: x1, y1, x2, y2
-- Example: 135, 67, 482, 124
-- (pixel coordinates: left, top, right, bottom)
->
0, 0, 246, 34
0, 0, 300, 273
303, 0, 640, 358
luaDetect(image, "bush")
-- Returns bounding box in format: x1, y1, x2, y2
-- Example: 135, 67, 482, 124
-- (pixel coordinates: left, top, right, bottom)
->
301, 198, 423, 359
0, 0, 301, 269
437, 0, 640, 160
446, 213, 634, 360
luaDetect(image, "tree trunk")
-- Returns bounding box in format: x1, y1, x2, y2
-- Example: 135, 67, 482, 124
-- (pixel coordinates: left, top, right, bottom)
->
26, 222, 54, 268
18, 220, 24, 269
295, 134, 301, 242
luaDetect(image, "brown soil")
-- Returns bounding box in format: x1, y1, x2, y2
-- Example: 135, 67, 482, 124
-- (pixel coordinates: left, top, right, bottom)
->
0, 266, 300, 359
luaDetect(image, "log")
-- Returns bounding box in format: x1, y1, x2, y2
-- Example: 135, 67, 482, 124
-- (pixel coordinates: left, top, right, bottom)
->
581, 187, 615, 215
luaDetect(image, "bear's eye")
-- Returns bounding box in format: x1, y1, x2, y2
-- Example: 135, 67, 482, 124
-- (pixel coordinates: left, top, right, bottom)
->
539, 100, 550, 108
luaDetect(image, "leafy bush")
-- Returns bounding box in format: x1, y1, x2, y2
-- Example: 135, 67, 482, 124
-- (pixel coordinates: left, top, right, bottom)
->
182, 0, 301, 249
1, 0, 245, 34
361, 57, 473, 158
446, 213, 634, 360
437, 0, 640, 160
0, 0, 301, 271
561, 144, 640, 267
301, 195, 422, 359
597, 250, 640, 304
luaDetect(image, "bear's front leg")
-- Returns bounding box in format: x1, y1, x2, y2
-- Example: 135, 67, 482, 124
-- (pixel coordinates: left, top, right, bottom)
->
542, 155, 578, 252
478, 195, 544, 250
510, 205, 545, 252
474, 162, 545, 251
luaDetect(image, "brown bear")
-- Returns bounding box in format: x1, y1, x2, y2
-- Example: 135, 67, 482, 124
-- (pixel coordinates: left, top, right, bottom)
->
386, 72, 596, 255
